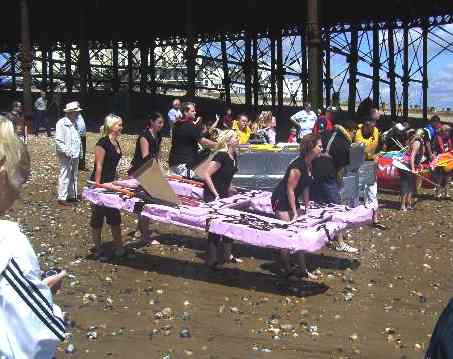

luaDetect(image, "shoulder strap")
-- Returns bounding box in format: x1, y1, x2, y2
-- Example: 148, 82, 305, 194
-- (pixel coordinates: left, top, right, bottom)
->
325, 132, 338, 155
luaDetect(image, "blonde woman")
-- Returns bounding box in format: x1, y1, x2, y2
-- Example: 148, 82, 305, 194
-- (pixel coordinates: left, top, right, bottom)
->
400, 128, 426, 211
200, 130, 240, 268
259, 115, 277, 144
0, 116, 67, 357
90, 114, 125, 259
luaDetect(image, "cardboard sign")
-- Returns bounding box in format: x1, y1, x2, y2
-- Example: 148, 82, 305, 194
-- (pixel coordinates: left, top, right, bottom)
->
134, 160, 181, 205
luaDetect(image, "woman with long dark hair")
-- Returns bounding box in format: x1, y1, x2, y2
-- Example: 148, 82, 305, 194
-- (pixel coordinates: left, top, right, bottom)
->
271, 133, 323, 281
128, 112, 164, 245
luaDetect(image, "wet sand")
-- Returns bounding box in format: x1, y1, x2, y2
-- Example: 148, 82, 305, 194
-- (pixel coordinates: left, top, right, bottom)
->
7, 133, 453, 358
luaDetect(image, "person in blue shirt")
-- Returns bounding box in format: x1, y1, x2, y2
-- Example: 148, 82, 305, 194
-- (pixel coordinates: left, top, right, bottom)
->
424, 115, 441, 162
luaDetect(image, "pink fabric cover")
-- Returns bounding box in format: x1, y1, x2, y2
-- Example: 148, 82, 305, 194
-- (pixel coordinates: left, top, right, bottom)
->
82, 177, 373, 252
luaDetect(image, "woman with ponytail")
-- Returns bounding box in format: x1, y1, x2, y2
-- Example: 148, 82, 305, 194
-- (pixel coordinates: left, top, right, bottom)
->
128, 112, 164, 246
199, 130, 240, 269
89, 114, 125, 259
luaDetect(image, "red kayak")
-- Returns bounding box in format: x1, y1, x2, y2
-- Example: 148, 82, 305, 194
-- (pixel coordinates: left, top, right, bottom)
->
377, 155, 434, 191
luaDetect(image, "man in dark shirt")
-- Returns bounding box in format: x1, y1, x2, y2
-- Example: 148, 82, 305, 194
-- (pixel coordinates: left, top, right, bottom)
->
311, 120, 359, 253
168, 102, 217, 178
312, 120, 357, 204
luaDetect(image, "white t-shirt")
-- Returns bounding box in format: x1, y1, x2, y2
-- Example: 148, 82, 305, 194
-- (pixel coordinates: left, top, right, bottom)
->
290, 110, 317, 139
34, 97, 47, 111
75, 113, 86, 137
167, 108, 182, 125
0, 220, 65, 359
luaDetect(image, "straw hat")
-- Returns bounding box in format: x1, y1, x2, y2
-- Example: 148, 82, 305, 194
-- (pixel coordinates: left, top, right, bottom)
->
63, 101, 82, 113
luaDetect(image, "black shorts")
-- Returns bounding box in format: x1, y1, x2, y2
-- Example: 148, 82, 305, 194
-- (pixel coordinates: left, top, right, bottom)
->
271, 197, 300, 213
400, 170, 415, 195
433, 167, 449, 187
90, 205, 121, 228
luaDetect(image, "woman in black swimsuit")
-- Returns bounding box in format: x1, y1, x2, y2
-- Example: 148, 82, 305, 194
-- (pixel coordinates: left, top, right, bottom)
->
129, 112, 164, 174
200, 130, 239, 269
128, 112, 164, 245
90, 114, 125, 259
271, 133, 323, 281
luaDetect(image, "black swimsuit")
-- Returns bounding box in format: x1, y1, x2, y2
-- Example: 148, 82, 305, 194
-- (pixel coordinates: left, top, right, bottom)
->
203, 152, 238, 202
271, 156, 313, 212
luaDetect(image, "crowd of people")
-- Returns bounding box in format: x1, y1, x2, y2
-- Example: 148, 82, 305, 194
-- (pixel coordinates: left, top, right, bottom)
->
1, 93, 452, 357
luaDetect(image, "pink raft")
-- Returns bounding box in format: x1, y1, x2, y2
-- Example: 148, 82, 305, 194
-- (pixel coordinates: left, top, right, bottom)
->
83, 177, 373, 253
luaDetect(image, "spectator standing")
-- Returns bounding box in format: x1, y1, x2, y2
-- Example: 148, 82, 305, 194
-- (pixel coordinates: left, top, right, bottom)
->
355, 116, 380, 160
433, 124, 452, 198
313, 106, 335, 135
0, 116, 67, 358
34, 90, 51, 137
74, 103, 87, 171
258, 115, 277, 145
289, 102, 318, 140
167, 98, 182, 136
7, 101, 29, 143
400, 129, 426, 210
55, 102, 82, 205
222, 107, 234, 129
311, 121, 360, 253
423, 115, 441, 162
287, 127, 298, 143
232, 114, 252, 145
355, 107, 386, 229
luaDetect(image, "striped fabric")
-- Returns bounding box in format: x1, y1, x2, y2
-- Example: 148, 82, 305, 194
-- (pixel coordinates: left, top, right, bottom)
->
1, 258, 66, 342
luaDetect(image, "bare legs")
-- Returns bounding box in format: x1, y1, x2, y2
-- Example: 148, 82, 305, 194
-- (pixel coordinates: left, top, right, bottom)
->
400, 192, 412, 211
91, 225, 124, 258
275, 210, 316, 280
91, 227, 102, 255
206, 234, 233, 269
138, 216, 151, 242
111, 225, 124, 254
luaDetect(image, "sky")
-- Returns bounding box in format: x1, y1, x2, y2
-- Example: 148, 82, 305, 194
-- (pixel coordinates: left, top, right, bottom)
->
328, 24, 453, 109
1, 23, 452, 108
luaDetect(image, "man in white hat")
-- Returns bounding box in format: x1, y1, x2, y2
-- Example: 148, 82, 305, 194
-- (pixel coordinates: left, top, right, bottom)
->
55, 101, 82, 205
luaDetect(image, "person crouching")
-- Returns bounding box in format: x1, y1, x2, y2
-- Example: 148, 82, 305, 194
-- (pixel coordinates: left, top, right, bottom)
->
199, 130, 240, 269
271, 133, 323, 281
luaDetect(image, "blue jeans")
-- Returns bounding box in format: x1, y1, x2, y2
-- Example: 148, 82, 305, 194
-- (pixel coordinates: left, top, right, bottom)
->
311, 178, 341, 205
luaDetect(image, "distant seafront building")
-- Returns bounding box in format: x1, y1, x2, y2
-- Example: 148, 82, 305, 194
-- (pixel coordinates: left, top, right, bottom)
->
4, 44, 302, 102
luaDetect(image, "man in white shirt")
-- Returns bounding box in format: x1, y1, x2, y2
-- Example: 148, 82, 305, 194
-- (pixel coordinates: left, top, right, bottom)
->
55, 102, 82, 205
289, 102, 318, 140
74, 103, 87, 171
34, 90, 51, 137
167, 98, 182, 136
